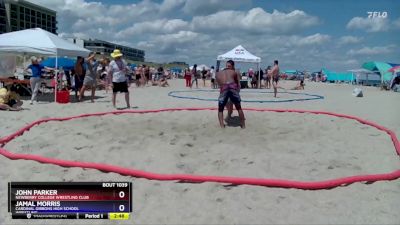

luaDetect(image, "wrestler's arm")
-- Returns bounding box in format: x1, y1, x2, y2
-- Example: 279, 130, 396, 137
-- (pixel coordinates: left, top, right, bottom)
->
215, 72, 221, 86
235, 72, 240, 89
107, 62, 114, 81
271, 66, 277, 75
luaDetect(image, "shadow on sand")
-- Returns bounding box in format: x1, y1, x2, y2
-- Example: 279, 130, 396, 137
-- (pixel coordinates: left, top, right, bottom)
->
20, 92, 105, 103
225, 116, 242, 128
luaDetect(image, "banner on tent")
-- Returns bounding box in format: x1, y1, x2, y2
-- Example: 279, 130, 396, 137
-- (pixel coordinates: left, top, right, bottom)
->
0, 55, 17, 78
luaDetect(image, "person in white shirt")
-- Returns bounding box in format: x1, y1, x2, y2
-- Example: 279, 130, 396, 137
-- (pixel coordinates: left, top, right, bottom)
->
210, 66, 217, 89
108, 49, 130, 109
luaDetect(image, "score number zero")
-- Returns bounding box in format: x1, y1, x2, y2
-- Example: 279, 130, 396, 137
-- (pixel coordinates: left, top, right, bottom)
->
102, 183, 129, 212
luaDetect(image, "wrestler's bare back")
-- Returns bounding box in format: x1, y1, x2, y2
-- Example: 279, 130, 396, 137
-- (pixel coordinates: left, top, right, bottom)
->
216, 69, 239, 87
272, 65, 280, 78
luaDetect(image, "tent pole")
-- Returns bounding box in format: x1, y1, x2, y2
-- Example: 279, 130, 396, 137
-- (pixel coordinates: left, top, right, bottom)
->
257, 63, 260, 89
54, 55, 58, 102
23, 53, 26, 69
351, 72, 354, 85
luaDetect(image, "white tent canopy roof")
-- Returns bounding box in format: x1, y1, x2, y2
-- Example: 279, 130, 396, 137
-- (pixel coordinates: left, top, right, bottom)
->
0, 28, 90, 57
217, 45, 261, 63
190, 64, 210, 71
348, 68, 378, 74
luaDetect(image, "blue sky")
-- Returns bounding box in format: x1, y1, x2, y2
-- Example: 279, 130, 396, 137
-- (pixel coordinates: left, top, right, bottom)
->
31, 0, 399, 71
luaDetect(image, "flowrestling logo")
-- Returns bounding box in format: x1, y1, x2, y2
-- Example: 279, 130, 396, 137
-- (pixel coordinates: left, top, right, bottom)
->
367, 11, 388, 18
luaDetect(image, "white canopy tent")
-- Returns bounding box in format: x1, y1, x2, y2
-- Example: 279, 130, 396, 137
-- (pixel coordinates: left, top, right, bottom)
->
216, 45, 262, 88
0, 28, 90, 57
0, 28, 90, 102
348, 68, 378, 74
190, 64, 210, 71
217, 45, 261, 63
348, 68, 380, 85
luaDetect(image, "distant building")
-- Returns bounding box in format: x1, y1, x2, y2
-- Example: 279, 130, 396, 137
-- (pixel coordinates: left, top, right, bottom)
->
169, 61, 188, 66
65, 37, 85, 49
85, 39, 145, 62
0, 0, 57, 34
65, 37, 145, 62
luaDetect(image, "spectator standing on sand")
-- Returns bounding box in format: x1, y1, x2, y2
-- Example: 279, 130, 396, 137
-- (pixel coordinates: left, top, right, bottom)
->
74, 56, 86, 101
266, 66, 272, 89
144, 65, 150, 86
191, 64, 198, 88
184, 68, 191, 87
157, 66, 164, 81
108, 49, 130, 109
201, 67, 207, 87
26, 56, 44, 105
271, 60, 280, 98
79, 52, 98, 102
210, 66, 217, 89
99, 58, 111, 93
259, 68, 264, 88
135, 65, 142, 87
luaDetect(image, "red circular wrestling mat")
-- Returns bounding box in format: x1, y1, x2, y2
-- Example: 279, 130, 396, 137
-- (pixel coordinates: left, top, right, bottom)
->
0, 108, 399, 190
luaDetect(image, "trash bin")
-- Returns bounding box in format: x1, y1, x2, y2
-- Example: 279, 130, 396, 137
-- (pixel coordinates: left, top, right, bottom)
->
56, 90, 70, 104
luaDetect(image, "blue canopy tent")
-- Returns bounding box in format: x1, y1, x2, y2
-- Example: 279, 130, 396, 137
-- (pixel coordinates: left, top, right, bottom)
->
322, 68, 353, 82
170, 67, 182, 74
41, 57, 76, 70
284, 70, 297, 74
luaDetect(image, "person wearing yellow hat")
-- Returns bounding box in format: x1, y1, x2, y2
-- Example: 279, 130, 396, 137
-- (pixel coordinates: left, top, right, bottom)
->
0, 85, 23, 111
108, 49, 130, 108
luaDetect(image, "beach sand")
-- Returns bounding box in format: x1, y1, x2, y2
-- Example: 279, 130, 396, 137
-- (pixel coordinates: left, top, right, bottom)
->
0, 79, 399, 224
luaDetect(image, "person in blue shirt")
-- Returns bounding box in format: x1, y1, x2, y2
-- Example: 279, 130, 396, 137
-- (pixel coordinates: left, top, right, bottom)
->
26, 56, 45, 104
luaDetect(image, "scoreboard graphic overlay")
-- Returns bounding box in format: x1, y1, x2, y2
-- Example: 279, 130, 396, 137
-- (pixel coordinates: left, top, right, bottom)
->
8, 182, 132, 220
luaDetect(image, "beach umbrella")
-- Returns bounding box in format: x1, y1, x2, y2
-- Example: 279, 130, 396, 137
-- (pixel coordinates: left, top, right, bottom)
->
41, 57, 76, 70
388, 65, 400, 72
388, 66, 400, 89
